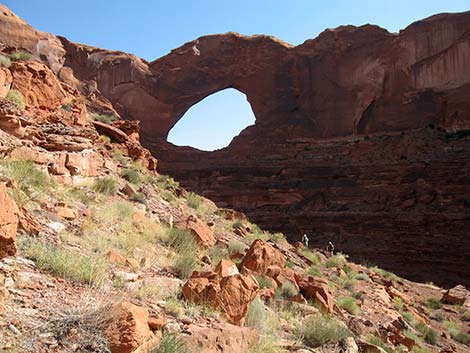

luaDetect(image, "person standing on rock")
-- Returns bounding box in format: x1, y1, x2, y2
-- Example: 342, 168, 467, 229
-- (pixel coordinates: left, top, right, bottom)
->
326, 241, 335, 255
301, 233, 309, 248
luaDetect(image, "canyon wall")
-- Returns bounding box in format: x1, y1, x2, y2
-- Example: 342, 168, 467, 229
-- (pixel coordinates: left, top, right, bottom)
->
1, 6, 469, 286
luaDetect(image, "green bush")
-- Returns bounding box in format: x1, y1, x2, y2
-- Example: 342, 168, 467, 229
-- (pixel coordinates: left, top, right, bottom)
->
307, 265, 321, 276
93, 177, 118, 195
336, 296, 360, 315
249, 337, 281, 353
275, 281, 298, 299
246, 297, 267, 331
268, 232, 286, 243
166, 228, 199, 279
255, 275, 275, 289
228, 240, 245, 255
10, 50, 32, 61
120, 168, 142, 184
296, 314, 352, 347
90, 113, 117, 124
186, 192, 203, 210
0, 55, 11, 67
325, 254, 347, 268
302, 249, 322, 266
370, 266, 400, 282
232, 220, 244, 228
424, 297, 442, 310
6, 89, 25, 109
22, 239, 106, 286
130, 192, 146, 203
444, 321, 470, 345
61, 103, 73, 112
150, 332, 190, 353
355, 273, 369, 281
393, 297, 405, 311
0, 160, 53, 204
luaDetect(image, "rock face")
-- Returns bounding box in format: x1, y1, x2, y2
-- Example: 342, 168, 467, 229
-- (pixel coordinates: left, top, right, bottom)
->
0, 183, 18, 258
1, 7, 470, 286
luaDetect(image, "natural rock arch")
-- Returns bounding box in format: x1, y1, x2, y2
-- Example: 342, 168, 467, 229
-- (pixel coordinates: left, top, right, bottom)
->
167, 88, 256, 151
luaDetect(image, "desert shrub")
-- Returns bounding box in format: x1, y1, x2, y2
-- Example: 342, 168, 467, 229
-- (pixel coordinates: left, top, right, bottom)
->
93, 177, 118, 195
403, 329, 421, 344
154, 174, 180, 190
130, 191, 146, 203
10, 50, 32, 61
249, 336, 281, 353
0, 54, 11, 67
355, 273, 369, 281
415, 322, 438, 345
338, 273, 357, 291
401, 310, 415, 324
166, 228, 199, 279
325, 254, 347, 268
112, 149, 129, 165
424, 297, 442, 310
61, 103, 73, 112
268, 232, 286, 243
255, 275, 275, 289
366, 335, 400, 353
352, 291, 364, 301
150, 331, 190, 353
186, 192, 203, 210
232, 220, 244, 228
135, 283, 163, 301
0, 160, 53, 203
393, 297, 405, 311
174, 252, 198, 279
370, 266, 400, 282
207, 245, 229, 266
22, 239, 106, 286
120, 168, 142, 185
296, 314, 352, 347
336, 296, 360, 315
246, 297, 267, 331
228, 240, 245, 255
6, 89, 25, 109
444, 321, 470, 345
302, 249, 322, 266
90, 113, 117, 124
463, 310, 470, 321
275, 281, 298, 299
100, 134, 111, 143
307, 265, 321, 276
47, 296, 112, 352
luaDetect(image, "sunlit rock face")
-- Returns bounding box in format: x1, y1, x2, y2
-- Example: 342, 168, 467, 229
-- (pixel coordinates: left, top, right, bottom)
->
2, 7, 469, 286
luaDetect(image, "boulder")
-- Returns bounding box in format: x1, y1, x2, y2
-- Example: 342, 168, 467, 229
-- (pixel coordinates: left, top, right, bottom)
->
182, 261, 259, 325
185, 215, 215, 247
218, 273, 259, 325
184, 322, 259, 353
442, 285, 469, 305
295, 274, 335, 313
240, 239, 285, 274
105, 301, 151, 353
0, 183, 18, 258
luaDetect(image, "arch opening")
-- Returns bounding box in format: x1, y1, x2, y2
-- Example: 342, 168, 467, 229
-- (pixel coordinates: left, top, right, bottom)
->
167, 88, 256, 151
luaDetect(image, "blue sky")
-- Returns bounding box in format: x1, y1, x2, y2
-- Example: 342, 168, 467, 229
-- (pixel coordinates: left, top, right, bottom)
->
6, 0, 470, 150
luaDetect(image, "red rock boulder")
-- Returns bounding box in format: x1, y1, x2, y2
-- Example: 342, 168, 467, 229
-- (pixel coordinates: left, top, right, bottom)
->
0, 183, 18, 258
295, 274, 335, 313
185, 215, 215, 247
104, 301, 151, 353
240, 239, 285, 274
442, 285, 469, 305
182, 260, 259, 325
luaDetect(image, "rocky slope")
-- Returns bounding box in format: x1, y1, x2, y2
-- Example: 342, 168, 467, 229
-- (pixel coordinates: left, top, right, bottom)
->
0, 16, 469, 353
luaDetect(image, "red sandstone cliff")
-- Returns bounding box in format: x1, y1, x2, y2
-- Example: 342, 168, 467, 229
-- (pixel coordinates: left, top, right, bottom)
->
0, 6, 469, 286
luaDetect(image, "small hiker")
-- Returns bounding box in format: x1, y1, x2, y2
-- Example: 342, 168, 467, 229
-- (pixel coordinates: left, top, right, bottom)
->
301, 233, 309, 248
326, 241, 335, 255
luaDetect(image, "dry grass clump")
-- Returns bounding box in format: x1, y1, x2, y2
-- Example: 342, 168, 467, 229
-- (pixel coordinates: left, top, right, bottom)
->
92, 177, 118, 195
336, 296, 360, 315
296, 314, 352, 347
21, 238, 107, 286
